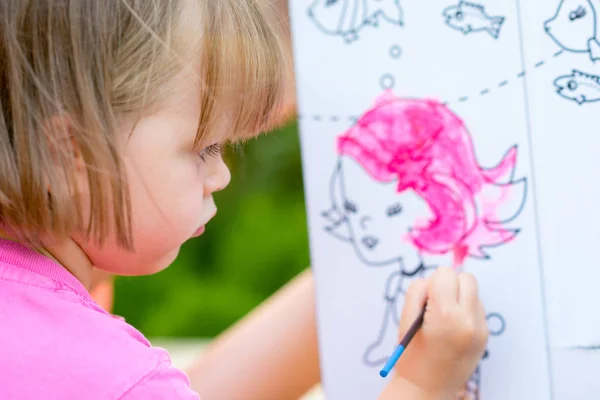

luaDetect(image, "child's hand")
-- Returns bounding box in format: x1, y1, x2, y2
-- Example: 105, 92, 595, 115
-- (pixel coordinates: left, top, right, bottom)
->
380, 267, 489, 400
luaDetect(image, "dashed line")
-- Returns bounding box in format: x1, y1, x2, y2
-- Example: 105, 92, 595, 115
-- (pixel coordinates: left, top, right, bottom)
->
441, 51, 562, 105
300, 51, 564, 122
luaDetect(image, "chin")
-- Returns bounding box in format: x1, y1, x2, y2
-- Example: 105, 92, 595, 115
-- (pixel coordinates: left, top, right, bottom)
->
94, 246, 181, 276
136, 247, 181, 276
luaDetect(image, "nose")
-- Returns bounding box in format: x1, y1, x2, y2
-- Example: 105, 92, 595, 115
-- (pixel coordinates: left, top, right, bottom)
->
360, 215, 371, 230
204, 157, 231, 196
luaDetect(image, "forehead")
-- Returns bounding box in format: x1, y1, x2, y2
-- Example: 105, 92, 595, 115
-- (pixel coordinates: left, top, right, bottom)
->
338, 155, 430, 212
339, 156, 397, 202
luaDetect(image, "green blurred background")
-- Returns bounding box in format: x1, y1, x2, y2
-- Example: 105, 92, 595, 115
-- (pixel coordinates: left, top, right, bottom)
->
113, 118, 310, 338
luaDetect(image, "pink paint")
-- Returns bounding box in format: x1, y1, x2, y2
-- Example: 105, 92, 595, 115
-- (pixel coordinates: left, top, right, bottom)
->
453, 244, 469, 268
337, 91, 522, 260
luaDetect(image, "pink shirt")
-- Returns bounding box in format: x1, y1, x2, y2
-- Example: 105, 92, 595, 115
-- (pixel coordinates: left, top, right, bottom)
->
0, 239, 200, 399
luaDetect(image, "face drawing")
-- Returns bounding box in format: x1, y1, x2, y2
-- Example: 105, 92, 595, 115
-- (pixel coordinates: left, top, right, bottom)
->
323, 91, 527, 269
333, 155, 432, 266
544, 0, 597, 52
321, 93, 520, 399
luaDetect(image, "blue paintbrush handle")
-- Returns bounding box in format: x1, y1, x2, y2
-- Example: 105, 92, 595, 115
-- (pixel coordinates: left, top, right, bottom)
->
379, 307, 426, 378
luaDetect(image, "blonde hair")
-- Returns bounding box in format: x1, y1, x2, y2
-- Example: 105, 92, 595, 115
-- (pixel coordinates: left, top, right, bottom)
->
0, 0, 288, 249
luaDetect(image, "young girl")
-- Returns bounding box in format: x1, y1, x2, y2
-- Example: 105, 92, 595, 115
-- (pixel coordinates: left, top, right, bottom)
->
0, 1, 489, 399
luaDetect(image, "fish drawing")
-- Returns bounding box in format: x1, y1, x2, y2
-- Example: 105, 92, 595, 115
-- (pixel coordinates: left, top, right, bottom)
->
307, 0, 404, 44
554, 69, 600, 104
442, 1, 505, 39
545, 0, 600, 62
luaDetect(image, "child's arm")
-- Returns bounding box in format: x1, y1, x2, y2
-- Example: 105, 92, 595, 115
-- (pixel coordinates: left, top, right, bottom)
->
185, 268, 320, 400
378, 268, 489, 400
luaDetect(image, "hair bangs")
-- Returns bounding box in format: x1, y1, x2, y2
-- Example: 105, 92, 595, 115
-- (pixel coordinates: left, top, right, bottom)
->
195, 0, 288, 148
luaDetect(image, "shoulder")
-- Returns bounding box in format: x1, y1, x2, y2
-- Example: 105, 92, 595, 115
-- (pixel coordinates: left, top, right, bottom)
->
0, 276, 199, 399
120, 360, 201, 400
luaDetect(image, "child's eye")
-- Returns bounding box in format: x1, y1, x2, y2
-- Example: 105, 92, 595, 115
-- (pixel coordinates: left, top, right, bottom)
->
198, 143, 222, 162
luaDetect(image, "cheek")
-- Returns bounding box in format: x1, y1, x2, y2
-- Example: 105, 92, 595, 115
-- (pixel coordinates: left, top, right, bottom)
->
127, 160, 205, 238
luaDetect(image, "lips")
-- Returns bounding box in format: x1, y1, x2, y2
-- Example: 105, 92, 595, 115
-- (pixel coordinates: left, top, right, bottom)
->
191, 211, 216, 238
361, 235, 379, 250
191, 225, 205, 238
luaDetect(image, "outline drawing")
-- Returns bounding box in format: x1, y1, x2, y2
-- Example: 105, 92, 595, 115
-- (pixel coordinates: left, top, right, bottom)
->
544, 0, 600, 62
442, 1, 505, 39
554, 69, 600, 104
307, 0, 404, 44
321, 91, 525, 399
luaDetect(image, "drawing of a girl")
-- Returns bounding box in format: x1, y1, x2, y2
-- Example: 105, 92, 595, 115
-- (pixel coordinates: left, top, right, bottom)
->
322, 91, 524, 399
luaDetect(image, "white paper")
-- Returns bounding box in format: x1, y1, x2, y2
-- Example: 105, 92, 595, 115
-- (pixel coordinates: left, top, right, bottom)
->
515, 0, 600, 348
551, 347, 600, 400
289, 1, 553, 398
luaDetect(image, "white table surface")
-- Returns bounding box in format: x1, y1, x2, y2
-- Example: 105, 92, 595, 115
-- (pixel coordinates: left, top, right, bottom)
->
151, 337, 325, 400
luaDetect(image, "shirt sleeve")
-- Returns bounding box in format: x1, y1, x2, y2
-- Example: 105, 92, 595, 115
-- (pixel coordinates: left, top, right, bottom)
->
120, 362, 201, 400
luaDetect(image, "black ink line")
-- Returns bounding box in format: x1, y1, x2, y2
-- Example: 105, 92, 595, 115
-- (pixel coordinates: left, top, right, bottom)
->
301, 49, 563, 121
389, 45, 402, 59
306, 0, 404, 44
442, 3, 506, 40
486, 312, 507, 336
437, 50, 561, 107
515, 1, 555, 397
380, 74, 396, 90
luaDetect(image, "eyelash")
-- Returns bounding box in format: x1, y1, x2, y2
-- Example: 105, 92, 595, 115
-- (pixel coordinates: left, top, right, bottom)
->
386, 203, 403, 217
198, 143, 222, 162
344, 200, 357, 213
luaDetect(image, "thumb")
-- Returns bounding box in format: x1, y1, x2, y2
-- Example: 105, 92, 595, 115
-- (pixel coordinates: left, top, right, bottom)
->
398, 278, 428, 338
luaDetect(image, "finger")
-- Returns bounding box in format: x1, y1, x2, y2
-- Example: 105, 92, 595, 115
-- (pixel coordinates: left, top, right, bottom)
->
478, 302, 490, 340
477, 302, 486, 323
398, 278, 427, 336
428, 266, 459, 305
457, 272, 479, 314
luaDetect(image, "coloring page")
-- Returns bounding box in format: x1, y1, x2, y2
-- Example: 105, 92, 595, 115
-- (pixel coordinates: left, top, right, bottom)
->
515, 1, 600, 396
289, 1, 552, 399
517, 0, 600, 347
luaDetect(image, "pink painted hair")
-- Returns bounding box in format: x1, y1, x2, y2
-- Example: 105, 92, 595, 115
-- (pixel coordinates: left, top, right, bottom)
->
337, 91, 524, 259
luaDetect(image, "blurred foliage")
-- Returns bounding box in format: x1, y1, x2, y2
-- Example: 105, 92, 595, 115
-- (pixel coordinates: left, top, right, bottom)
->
113, 119, 311, 338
